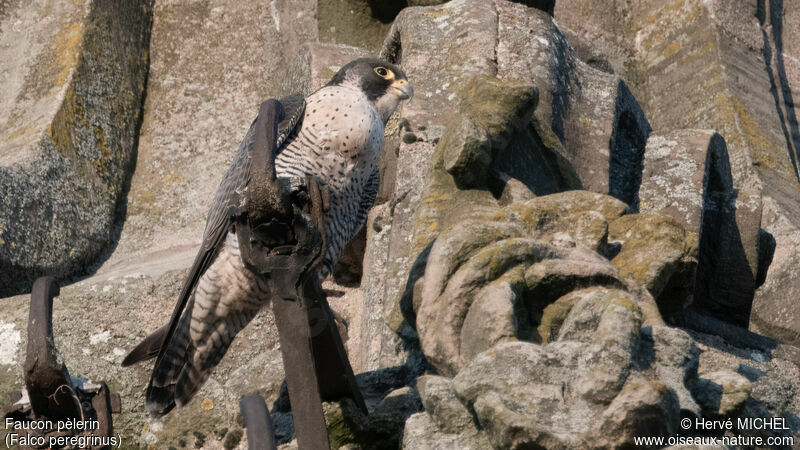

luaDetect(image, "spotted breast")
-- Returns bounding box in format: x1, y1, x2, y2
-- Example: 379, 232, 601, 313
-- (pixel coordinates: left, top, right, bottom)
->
275, 84, 385, 276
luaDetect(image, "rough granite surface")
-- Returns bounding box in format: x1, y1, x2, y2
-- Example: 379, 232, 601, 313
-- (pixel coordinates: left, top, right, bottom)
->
2, 0, 800, 449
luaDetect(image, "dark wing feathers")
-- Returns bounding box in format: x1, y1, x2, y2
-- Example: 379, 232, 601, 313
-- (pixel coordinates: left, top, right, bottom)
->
121, 324, 168, 366
122, 96, 305, 367
202, 94, 306, 250
276, 94, 305, 148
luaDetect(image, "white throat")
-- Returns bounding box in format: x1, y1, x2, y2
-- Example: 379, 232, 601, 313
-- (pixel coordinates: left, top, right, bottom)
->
372, 93, 402, 123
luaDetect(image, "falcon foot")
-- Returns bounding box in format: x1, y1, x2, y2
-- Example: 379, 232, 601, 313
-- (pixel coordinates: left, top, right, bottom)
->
235, 99, 366, 449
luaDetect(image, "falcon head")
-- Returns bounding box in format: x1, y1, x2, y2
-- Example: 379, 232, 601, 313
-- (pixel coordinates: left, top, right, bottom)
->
327, 58, 413, 122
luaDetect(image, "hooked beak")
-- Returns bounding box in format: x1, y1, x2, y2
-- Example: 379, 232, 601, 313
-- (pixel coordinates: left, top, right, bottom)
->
391, 79, 413, 100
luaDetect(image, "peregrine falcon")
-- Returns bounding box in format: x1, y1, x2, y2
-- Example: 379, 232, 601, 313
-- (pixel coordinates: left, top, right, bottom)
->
122, 58, 412, 417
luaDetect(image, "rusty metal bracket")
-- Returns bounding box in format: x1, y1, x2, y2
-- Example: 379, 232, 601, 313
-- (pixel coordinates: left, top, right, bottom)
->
304, 276, 367, 413
235, 98, 367, 448
272, 291, 331, 450
240, 394, 277, 450
4, 277, 121, 448
23, 277, 81, 420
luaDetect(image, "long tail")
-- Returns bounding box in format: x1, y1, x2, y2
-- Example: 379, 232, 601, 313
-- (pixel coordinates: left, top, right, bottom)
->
144, 300, 260, 417
144, 301, 194, 417
133, 234, 268, 417
121, 325, 168, 367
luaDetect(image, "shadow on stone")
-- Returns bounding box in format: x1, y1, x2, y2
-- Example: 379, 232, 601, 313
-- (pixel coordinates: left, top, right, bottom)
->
333, 227, 367, 286
694, 189, 757, 326
672, 307, 778, 358
318, 0, 408, 52
756, 228, 776, 288
398, 241, 434, 330
610, 102, 648, 209
366, 0, 408, 23
488, 121, 583, 199
270, 355, 428, 447
758, 0, 800, 182
79, 45, 150, 285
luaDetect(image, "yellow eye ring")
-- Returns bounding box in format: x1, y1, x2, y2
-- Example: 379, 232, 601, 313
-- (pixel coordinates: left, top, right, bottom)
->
374, 67, 393, 79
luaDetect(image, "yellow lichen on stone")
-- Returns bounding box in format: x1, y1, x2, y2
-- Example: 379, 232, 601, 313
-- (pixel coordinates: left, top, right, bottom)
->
649, 380, 668, 395
637, 0, 703, 53
320, 67, 337, 83
477, 239, 536, 281
643, 32, 665, 54
662, 0, 686, 14
488, 209, 507, 222
707, 90, 786, 174
699, 39, 718, 57
3, 122, 39, 143
385, 110, 401, 137
537, 299, 575, 345
51, 22, 85, 88
730, 96, 785, 171
131, 189, 165, 218
683, 231, 699, 258
607, 294, 643, 335
49, 86, 88, 157
161, 171, 185, 185
609, 213, 687, 294
411, 170, 457, 254
422, 8, 451, 19
138, 190, 156, 206
663, 42, 681, 58
530, 115, 566, 155
422, 188, 453, 205
201, 398, 214, 410
496, 265, 525, 285
92, 124, 111, 175
708, 73, 723, 87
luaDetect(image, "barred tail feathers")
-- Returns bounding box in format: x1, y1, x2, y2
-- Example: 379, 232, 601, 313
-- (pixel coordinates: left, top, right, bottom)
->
145, 237, 267, 417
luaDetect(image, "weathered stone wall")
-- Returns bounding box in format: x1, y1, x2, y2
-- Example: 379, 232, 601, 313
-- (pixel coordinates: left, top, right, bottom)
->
0, 0, 153, 296
556, 0, 800, 340
1, 0, 800, 448
1, 0, 320, 446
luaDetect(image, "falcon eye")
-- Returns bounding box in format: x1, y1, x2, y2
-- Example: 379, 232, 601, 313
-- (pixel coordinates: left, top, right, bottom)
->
374, 67, 392, 79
